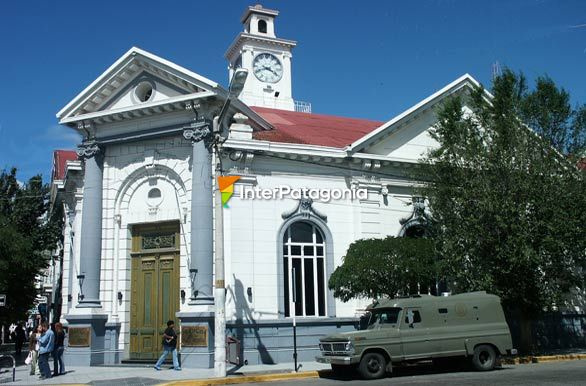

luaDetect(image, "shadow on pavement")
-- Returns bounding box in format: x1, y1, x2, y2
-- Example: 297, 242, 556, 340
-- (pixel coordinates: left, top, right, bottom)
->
318, 360, 513, 381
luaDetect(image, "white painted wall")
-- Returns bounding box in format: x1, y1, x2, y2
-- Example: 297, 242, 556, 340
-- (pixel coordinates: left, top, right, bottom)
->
366, 109, 438, 160
222, 157, 419, 322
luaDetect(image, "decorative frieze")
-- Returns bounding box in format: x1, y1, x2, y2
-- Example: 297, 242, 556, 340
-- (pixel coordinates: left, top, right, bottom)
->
142, 233, 176, 250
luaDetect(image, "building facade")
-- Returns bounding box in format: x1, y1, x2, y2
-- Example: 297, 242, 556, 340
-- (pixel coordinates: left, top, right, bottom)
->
51, 5, 483, 368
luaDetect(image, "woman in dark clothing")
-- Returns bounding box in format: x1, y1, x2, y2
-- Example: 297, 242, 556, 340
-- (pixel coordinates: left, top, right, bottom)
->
52, 323, 65, 376
14, 323, 26, 356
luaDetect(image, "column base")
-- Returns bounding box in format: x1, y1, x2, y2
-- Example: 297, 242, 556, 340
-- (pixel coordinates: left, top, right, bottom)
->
104, 321, 121, 365
63, 313, 108, 366
188, 297, 214, 306
176, 312, 215, 368
76, 298, 102, 308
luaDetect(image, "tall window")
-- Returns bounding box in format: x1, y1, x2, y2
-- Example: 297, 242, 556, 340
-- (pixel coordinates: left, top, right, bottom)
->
258, 19, 267, 33
283, 221, 326, 317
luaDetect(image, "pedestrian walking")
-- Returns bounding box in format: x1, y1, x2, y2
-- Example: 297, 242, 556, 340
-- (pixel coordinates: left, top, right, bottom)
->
52, 322, 66, 376
14, 323, 25, 356
154, 320, 181, 371
37, 321, 54, 379
27, 325, 42, 375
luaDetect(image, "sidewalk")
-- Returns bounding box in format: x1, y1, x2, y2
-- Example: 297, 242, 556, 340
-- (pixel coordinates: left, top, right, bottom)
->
0, 360, 330, 385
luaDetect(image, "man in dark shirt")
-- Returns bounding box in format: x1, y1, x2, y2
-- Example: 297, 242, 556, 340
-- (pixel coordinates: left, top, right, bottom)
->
154, 320, 180, 371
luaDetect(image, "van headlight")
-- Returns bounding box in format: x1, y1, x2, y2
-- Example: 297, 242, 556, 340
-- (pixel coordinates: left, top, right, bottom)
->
345, 341, 355, 354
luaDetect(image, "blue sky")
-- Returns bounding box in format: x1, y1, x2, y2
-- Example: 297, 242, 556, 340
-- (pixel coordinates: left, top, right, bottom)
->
0, 0, 584, 182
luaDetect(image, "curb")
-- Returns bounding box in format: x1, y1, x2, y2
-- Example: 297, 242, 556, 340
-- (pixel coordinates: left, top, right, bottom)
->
160, 370, 321, 386
503, 353, 586, 365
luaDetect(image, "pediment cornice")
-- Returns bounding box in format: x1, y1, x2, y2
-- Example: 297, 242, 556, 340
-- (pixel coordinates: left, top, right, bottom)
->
225, 32, 296, 60
57, 47, 221, 123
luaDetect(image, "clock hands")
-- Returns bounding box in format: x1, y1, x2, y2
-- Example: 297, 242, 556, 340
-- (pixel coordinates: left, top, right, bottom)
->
252, 53, 282, 82
263, 65, 278, 76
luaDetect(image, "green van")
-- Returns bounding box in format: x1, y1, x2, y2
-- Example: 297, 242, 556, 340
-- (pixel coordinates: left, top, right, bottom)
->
316, 291, 516, 379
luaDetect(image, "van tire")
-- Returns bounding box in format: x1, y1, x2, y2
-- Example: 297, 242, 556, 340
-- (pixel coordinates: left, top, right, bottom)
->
472, 345, 496, 371
359, 352, 386, 379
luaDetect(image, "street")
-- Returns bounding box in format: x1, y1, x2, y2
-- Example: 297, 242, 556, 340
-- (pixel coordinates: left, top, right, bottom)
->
260, 361, 586, 386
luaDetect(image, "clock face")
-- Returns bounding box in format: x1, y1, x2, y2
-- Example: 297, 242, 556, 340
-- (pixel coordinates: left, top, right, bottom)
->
253, 53, 283, 83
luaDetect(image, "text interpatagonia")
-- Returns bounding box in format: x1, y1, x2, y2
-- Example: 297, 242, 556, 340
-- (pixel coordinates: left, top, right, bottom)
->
240, 185, 368, 202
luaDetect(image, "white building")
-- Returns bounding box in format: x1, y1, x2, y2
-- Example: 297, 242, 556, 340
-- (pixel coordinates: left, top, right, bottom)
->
51, 5, 481, 367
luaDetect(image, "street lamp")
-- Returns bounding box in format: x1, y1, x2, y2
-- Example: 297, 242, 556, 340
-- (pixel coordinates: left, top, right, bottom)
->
189, 268, 198, 299
213, 67, 248, 378
77, 274, 85, 301
216, 68, 249, 132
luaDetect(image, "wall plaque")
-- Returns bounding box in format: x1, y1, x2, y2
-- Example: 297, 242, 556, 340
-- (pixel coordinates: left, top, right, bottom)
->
68, 327, 91, 347
182, 326, 208, 347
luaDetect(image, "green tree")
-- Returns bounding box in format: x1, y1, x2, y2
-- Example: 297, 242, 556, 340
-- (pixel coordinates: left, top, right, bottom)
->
521, 75, 586, 159
0, 168, 62, 325
421, 70, 586, 353
328, 237, 437, 302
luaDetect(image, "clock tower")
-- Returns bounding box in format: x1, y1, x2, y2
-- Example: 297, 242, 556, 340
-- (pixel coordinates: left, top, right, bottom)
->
225, 5, 296, 111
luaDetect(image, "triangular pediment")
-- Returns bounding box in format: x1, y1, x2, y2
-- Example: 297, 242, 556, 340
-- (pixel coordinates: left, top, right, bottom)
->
348, 74, 486, 162
57, 47, 220, 122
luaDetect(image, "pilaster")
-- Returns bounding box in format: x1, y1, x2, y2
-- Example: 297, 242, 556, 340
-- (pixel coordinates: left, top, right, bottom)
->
183, 122, 214, 305
76, 140, 104, 308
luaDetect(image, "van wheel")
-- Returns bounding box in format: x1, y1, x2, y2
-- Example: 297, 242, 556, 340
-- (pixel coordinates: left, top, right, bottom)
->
472, 345, 496, 371
359, 352, 386, 379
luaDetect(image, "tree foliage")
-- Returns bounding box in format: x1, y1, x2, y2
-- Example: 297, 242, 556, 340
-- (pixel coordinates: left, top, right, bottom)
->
520, 75, 586, 158
421, 70, 586, 318
0, 168, 62, 324
328, 237, 437, 302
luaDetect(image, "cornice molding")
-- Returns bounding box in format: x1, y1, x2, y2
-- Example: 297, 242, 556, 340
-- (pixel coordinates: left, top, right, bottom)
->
225, 32, 297, 60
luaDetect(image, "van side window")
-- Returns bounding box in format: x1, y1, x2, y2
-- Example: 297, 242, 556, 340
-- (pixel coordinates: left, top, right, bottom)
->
367, 308, 401, 329
438, 308, 448, 314
404, 309, 422, 328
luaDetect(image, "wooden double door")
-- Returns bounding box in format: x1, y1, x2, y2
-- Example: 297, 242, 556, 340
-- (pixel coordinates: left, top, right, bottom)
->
130, 223, 180, 359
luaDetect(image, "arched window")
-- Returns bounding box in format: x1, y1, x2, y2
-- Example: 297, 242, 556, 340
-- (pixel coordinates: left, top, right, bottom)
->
282, 221, 326, 317
258, 19, 267, 33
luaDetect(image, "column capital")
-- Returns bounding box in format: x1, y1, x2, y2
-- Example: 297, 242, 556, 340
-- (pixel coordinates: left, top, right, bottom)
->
76, 141, 102, 159
183, 119, 212, 142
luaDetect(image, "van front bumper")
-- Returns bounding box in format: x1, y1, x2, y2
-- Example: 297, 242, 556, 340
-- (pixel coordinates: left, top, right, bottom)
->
316, 355, 360, 365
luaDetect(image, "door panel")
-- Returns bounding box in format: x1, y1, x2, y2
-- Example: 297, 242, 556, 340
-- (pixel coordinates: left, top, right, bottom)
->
400, 308, 433, 359
129, 223, 180, 360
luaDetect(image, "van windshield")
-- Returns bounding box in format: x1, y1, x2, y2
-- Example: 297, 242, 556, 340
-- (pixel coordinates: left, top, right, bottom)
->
367, 308, 401, 329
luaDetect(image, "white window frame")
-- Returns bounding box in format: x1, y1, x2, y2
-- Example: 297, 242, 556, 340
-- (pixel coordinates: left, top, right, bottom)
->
283, 221, 327, 318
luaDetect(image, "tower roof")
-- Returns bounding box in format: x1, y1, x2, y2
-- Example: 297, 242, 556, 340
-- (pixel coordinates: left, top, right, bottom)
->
241, 4, 279, 24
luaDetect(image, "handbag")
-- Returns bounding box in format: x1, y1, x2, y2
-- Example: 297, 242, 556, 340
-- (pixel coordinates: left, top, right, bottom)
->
25, 351, 33, 365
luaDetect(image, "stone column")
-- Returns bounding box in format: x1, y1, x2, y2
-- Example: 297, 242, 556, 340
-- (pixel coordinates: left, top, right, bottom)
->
183, 124, 214, 305
76, 141, 103, 308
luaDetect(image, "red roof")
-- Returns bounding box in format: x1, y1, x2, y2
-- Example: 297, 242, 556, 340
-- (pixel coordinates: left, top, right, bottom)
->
251, 107, 383, 148
52, 150, 78, 181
